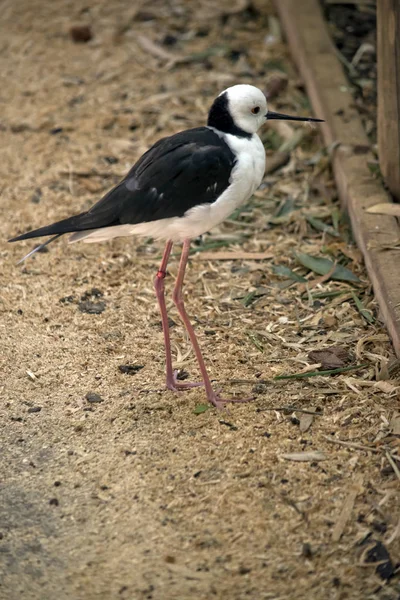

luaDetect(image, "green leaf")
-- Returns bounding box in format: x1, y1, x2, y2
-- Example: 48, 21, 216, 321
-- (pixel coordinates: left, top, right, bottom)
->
269, 197, 296, 224
246, 331, 264, 353
242, 290, 257, 307
351, 292, 375, 324
193, 404, 210, 415
331, 207, 341, 233
274, 363, 369, 380
295, 252, 360, 283
306, 215, 339, 237
272, 264, 307, 282
302, 290, 348, 299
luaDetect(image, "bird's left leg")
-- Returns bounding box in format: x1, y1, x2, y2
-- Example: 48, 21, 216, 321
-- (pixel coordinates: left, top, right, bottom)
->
154, 240, 202, 391
172, 239, 253, 408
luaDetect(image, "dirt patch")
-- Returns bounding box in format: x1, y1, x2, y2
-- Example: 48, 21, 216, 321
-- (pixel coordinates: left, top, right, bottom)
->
1, 1, 399, 599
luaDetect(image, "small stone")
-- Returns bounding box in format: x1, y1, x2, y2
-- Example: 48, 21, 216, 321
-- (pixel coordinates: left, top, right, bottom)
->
27, 406, 42, 414
164, 555, 176, 563
85, 392, 104, 404
78, 300, 106, 315
118, 365, 144, 375
80, 288, 103, 301
103, 156, 119, 164
175, 369, 189, 381
49, 498, 59, 506
364, 540, 394, 580
60, 295, 75, 304
301, 543, 313, 559
69, 25, 92, 43
31, 188, 42, 204
162, 34, 177, 46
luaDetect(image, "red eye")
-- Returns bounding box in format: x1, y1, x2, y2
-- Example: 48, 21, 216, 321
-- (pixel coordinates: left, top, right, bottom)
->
251, 106, 260, 114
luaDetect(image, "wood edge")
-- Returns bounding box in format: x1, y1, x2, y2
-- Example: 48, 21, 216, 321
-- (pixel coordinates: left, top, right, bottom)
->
274, 0, 400, 356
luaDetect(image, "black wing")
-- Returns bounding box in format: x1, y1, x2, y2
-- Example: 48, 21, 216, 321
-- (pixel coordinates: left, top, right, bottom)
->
9, 127, 235, 242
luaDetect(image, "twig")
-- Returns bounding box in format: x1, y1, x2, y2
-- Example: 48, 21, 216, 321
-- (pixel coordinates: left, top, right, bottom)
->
385, 451, 400, 482
331, 44, 358, 78
258, 406, 323, 416
332, 474, 364, 542
322, 435, 379, 453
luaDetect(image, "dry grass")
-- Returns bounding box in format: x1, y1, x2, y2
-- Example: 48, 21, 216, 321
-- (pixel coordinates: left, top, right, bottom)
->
0, 0, 399, 599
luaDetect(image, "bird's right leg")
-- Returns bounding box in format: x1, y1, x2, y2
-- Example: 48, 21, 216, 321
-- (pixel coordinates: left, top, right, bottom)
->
172, 239, 254, 409
154, 240, 203, 391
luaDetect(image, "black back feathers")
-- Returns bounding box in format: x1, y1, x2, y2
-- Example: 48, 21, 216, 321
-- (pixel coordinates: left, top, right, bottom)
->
9, 127, 236, 243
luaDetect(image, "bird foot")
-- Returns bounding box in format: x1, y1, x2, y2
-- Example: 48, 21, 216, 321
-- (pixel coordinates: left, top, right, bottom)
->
166, 370, 204, 392
208, 391, 255, 410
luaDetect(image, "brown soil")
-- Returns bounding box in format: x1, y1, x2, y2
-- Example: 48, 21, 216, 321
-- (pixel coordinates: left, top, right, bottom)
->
1, 1, 399, 599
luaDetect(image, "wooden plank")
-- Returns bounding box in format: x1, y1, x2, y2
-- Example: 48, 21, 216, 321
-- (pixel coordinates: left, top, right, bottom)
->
377, 0, 400, 201
275, 0, 400, 357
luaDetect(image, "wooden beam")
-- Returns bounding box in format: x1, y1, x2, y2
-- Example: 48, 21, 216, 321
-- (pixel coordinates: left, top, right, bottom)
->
275, 0, 400, 357
377, 0, 400, 201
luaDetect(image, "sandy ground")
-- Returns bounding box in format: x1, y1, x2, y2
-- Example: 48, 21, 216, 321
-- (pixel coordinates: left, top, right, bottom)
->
1, 1, 399, 599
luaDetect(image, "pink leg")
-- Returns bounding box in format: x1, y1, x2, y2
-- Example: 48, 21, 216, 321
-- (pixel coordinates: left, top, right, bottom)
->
172, 239, 254, 409
154, 240, 202, 391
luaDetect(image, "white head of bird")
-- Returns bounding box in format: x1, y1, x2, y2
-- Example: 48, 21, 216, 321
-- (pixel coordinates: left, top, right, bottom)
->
221, 84, 268, 134
208, 84, 323, 136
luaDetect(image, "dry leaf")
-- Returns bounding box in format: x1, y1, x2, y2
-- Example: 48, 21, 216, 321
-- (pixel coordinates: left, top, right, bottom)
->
366, 203, 400, 217
356, 334, 390, 360
390, 413, 400, 435
194, 251, 274, 261
308, 347, 350, 370
332, 474, 363, 542
280, 451, 327, 462
299, 413, 314, 433
136, 35, 185, 68
374, 381, 398, 394
265, 73, 288, 99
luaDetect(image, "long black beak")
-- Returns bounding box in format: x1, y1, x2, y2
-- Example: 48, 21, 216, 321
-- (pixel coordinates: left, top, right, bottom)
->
266, 110, 324, 123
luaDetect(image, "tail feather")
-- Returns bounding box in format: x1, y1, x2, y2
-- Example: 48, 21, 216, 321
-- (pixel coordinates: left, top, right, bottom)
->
16, 234, 63, 264
8, 211, 90, 242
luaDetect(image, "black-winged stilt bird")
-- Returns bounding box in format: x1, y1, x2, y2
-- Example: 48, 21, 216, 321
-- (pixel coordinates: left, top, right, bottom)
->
9, 84, 323, 408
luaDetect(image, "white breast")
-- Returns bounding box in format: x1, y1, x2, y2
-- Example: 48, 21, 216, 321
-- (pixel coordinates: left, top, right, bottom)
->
72, 132, 266, 245
155, 132, 265, 241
